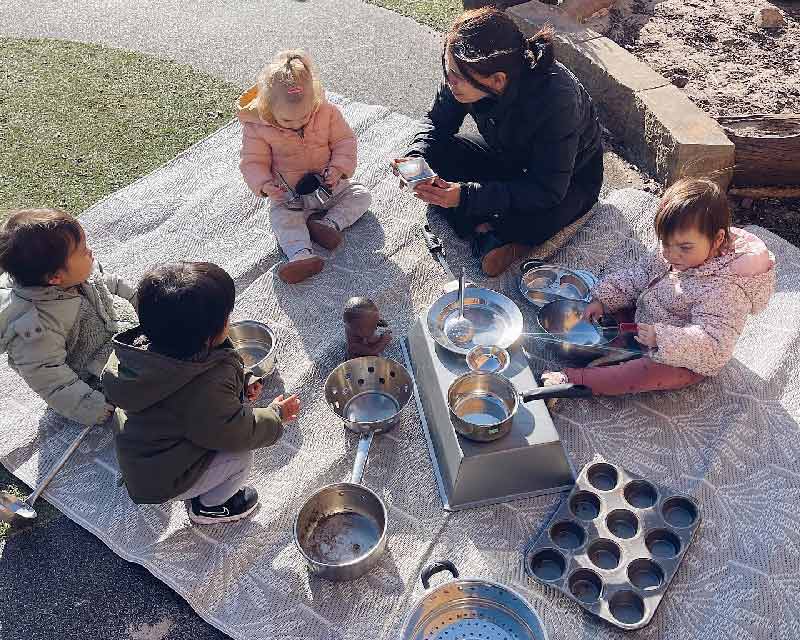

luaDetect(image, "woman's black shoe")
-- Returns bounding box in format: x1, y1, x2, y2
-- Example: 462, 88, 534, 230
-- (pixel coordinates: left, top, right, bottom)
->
189, 486, 259, 525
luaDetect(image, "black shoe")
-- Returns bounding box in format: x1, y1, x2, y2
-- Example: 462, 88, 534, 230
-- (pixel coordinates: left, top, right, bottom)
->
189, 486, 259, 525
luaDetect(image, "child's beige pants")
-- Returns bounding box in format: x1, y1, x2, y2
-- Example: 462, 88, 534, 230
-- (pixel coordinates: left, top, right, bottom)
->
269, 178, 372, 260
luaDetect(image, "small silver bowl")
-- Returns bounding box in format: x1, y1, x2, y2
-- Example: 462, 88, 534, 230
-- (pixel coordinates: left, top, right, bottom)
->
229, 320, 277, 377
465, 345, 510, 375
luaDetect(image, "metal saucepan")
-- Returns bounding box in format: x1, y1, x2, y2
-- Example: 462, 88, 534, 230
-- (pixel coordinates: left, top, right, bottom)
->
447, 371, 592, 442
293, 357, 414, 581
0, 424, 95, 521
535, 299, 642, 365
228, 320, 277, 379
401, 560, 549, 640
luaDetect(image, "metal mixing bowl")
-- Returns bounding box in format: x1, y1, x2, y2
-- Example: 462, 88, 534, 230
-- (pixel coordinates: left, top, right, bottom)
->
228, 320, 277, 377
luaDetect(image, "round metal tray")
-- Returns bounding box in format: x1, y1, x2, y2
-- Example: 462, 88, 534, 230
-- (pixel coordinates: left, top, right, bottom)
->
427, 286, 523, 355
519, 263, 597, 309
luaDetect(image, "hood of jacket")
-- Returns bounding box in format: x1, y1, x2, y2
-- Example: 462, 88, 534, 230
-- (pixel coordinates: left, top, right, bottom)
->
103, 327, 243, 413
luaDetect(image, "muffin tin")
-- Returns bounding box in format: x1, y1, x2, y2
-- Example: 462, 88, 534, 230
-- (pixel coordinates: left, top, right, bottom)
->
518, 260, 597, 308
524, 457, 701, 630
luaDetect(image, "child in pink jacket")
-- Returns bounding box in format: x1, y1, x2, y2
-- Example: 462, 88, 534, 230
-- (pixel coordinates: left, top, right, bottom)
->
238, 50, 372, 284
543, 178, 776, 396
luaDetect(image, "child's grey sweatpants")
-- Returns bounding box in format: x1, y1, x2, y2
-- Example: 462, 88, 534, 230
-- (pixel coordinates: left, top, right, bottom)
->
175, 449, 254, 506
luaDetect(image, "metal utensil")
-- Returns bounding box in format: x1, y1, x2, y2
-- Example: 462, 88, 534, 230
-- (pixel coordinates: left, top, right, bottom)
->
444, 268, 475, 346
447, 371, 592, 442
293, 433, 387, 581
0, 424, 94, 521
519, 261, 597, 308
401, 560, 549, 640
421, 224, 456, 286
466, 344, 510, 375
229, 320, 277, 378
428, 286, 523, 356
295, 172, 333, 209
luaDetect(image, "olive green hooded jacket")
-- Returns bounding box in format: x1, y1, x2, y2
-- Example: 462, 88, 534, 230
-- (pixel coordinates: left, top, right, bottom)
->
102, 327, 283, 504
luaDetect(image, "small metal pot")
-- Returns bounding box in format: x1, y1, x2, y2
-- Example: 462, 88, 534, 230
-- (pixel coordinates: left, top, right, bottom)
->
466, 344, 510, 375
293, 436, 387, 581
295, 172, 333, 209
447, 371, 592, 442
401, 560, 549, 640
229, 320, 277, 378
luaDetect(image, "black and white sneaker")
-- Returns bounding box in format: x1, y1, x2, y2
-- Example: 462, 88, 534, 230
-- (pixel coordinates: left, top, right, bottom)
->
188, 486, 259, 525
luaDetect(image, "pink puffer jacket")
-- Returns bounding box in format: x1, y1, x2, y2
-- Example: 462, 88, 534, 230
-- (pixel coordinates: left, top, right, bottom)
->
237, 85, 358, 200
592, 227, 776, 376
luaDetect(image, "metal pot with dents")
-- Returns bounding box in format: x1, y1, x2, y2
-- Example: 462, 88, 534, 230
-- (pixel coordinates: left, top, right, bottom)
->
293, 357, 413, 581
447, 370, 592, 442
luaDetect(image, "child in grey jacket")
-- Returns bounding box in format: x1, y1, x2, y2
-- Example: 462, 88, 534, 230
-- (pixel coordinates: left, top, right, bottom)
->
0, 208, 138, 426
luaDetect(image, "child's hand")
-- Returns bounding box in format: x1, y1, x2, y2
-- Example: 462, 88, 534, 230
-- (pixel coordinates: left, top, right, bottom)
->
634, 323, 657, 347
245, 379, 264, 402
100, 403, 116, 423
323, 167, 344, 189
582, 299, 605, 323
272, 393, 301, 423
261, 183, 287, 199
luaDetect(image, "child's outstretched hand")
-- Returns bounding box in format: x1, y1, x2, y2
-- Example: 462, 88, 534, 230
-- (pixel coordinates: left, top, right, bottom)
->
245, 379, 264, 402
582, 299, 605, 323
634, 323, 657, 348
272, 393, 301, 423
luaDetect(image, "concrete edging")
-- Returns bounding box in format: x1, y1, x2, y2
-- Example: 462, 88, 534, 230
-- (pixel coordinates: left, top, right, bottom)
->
508, 1, 734, 187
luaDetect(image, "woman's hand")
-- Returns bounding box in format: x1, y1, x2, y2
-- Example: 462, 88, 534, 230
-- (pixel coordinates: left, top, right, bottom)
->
272, 393, 301, 423
634, 323, 657, 348
582, 299, 605, 323
245, 379, 264, 402
413, 177, 462, 208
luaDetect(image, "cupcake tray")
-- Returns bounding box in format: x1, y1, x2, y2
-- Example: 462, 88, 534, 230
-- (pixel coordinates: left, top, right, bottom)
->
524, 456, 701, 630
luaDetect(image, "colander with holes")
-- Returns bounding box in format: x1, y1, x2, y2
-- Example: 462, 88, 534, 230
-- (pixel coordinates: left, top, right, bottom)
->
324, 356, 413, 435
401, 561, 548, 640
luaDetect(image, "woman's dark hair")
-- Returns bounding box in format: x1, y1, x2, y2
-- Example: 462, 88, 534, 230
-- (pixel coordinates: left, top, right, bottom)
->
0, 208, 83, 286
654, 178, 731, 244
444, 6, 555, 95
137, 262, 236, 359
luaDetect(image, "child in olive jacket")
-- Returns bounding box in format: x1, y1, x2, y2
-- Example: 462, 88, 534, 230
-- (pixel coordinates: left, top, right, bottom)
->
103, 262, 300, 525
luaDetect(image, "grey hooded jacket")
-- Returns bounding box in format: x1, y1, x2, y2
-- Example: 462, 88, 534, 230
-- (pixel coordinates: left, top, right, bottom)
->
0, 265, 137, 425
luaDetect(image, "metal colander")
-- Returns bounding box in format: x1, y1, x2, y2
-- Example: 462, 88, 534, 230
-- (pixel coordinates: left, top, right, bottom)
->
401, 563, 548, 640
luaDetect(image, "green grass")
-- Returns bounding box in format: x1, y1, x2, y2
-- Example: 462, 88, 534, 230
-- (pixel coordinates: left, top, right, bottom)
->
363, 0, 462, 31
0, 38, 239, 539
0, 38, 239, 215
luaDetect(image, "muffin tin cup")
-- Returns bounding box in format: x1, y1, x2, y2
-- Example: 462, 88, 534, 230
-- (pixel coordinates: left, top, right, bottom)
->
524, 456, 701, 630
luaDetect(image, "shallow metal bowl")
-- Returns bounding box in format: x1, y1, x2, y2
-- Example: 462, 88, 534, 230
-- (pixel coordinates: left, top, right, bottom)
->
519, 262, 597, 308
466, 345, 510, 375
535, 299, 614, 364
229, 320, 277, 377
324, 357, 413, 435
427, 287, 523, 355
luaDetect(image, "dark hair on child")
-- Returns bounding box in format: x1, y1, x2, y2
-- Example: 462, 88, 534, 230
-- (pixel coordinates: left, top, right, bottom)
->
654, 178, 731, 245
444, 6, 555, 95
0, 208, 83, 286
343, 296, 379, 322
137, 262, 236, 359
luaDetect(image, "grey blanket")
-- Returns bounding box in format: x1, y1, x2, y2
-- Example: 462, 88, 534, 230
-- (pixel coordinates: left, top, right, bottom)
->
1, 95, 797, 640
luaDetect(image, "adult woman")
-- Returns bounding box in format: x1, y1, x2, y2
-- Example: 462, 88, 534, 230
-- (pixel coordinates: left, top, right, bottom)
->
396, 7, 603, 276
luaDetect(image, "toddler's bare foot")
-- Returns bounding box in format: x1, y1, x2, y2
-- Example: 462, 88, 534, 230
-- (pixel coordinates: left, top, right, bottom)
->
541, 371, 569, 386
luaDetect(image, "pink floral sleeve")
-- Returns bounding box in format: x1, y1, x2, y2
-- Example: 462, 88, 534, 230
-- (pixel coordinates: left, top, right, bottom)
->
592, 252, 662, 312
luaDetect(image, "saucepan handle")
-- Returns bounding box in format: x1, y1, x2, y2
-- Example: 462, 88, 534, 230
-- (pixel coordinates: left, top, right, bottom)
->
421, 560, 460, 589
522, 384, 593, 402
350, 431, 374, 485
520, 259, 546, 275
618, 322, 639, 333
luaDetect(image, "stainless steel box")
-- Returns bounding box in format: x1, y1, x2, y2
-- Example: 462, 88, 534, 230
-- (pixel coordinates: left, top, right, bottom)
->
404, 313, 575, 511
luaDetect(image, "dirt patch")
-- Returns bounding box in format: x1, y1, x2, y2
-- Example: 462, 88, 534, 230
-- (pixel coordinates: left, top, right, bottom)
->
586, 0, 800, 118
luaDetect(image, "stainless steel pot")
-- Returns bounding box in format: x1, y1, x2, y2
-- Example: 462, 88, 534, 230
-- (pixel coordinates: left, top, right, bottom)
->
228, 320, 277, 378
293, 436, 387, 581
447, 371, 592, 442
401, 560, 549, 640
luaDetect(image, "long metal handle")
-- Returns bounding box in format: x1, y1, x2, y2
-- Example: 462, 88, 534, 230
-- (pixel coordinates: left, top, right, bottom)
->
26, 424, 95, 507
421, 225, 456, 282
458, 268, 466, 318
522, 384, 593, 402
351, 431, 374, 485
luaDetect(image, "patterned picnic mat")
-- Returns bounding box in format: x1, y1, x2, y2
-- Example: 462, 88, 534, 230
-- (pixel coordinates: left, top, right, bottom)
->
1, 95, 798, 640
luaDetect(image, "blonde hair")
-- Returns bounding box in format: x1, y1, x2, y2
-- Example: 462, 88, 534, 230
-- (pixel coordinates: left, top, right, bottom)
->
256, 49, 324, 125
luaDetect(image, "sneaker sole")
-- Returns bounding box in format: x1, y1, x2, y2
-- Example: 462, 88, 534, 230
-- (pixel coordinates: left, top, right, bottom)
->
481, 242, 530, 277
307, 219, 343, 250
278, 256, 324, 284
188, 501, 259, 525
